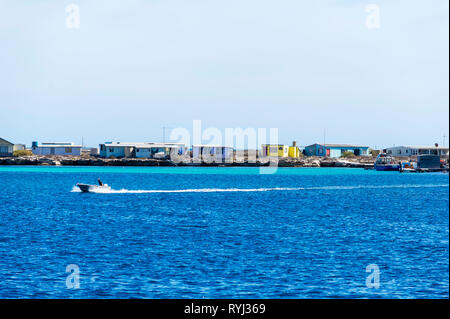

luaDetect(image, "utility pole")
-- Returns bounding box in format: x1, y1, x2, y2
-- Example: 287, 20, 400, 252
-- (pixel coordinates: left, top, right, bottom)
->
443, 133, 446, 147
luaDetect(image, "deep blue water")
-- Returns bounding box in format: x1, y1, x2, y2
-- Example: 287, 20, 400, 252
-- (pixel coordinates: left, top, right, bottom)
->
0, 166, 448, 298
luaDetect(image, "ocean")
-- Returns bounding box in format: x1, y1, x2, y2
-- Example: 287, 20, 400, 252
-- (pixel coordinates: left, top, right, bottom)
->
0, 166, 448, 298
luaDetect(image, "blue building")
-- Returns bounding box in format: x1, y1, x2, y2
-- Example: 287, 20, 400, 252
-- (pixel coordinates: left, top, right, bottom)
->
304, 144, 369, 157
0, 137, 14, 156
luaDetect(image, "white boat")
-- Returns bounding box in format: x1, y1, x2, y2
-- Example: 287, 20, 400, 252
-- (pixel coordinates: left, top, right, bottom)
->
400, 161, 417, 173
76, 183, 110, 193
374, 153, 400, 171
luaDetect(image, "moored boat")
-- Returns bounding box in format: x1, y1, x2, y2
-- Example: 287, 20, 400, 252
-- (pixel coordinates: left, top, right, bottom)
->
374, 153, 400, 171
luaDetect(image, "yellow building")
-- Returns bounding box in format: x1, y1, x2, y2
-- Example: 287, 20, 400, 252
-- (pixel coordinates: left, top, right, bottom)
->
288, 146, 300, 158
262, 142, 301, 158
261, 144, 288, 157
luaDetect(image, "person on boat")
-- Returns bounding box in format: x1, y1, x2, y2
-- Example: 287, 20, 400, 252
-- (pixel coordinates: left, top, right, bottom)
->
98, 178, 103, 186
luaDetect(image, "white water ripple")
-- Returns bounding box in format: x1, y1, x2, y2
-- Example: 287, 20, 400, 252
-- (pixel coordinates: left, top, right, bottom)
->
71, 184, 449, 194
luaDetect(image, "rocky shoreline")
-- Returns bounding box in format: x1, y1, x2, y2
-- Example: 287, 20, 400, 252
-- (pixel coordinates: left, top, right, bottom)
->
0, 155, 376, 168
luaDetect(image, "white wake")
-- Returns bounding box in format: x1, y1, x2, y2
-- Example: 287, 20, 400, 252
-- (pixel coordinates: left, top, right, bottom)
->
72, 184, 449, 194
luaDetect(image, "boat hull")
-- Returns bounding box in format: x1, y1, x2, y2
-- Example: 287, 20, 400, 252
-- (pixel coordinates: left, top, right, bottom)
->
76, 183, 109, 193
374, 165, 400, 171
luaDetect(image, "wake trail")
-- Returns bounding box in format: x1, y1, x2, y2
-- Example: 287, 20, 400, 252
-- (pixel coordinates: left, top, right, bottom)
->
72, 184, 449, 194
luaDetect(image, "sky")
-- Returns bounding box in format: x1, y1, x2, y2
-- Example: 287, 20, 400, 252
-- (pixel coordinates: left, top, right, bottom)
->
0, 0, 448, 149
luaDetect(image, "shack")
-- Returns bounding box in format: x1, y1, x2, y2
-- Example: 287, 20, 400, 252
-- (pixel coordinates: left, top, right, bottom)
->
304, 144, 369, 157
31, 142, 82, 156
0, 138, 14, 156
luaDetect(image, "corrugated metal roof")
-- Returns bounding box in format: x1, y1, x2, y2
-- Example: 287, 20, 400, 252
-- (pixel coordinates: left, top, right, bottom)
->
0, 137, 14, 145
36, 145, 82, 148
102, 142, 148, 147
386, 145, 449, 150
261, 144, 286, 146
41, 142, 74, 145
306, 143, 368, 148
135, 144, 185, 149
323, 144, 369, 148
101, 142, 185, 148
192, 145, 233, 148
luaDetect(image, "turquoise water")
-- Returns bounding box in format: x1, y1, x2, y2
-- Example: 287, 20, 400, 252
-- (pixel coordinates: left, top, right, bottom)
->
0, 166, 448, 298
0, 166, 382, 175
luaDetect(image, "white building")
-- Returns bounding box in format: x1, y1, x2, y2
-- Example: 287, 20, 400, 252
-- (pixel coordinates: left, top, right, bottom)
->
13, 144, 26, 151
99, 142, 137, 158
135, 143, 186, 159
99, 142, 186, 158
384, 145, 449, 157
31, 142, 82, 156
192, 145, 234, 163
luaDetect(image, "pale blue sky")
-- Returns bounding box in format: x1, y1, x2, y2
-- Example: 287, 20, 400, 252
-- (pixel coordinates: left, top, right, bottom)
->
0, 0, 448, 148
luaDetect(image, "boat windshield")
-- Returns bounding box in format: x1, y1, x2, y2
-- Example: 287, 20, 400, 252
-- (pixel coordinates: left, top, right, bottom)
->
376, 154, 394, 164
